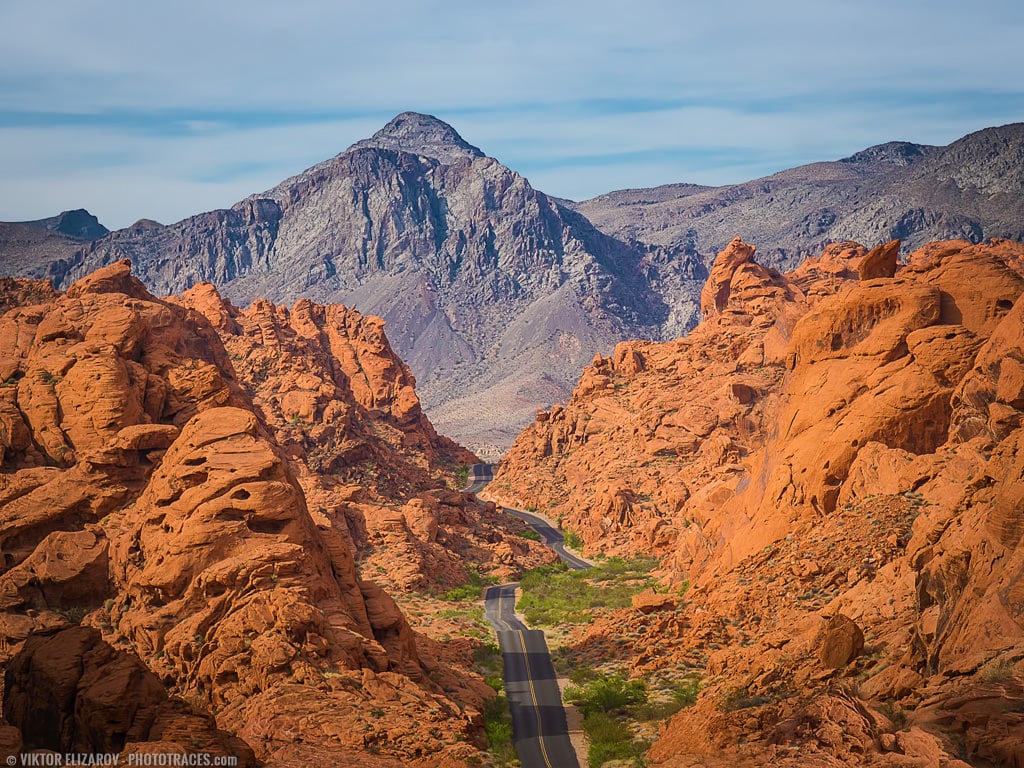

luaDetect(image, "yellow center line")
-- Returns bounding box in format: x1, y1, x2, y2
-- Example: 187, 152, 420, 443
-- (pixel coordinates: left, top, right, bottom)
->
518, 629, 554, 768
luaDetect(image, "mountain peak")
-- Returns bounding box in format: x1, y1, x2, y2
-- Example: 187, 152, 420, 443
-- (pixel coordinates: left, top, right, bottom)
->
347, 112, 485, 164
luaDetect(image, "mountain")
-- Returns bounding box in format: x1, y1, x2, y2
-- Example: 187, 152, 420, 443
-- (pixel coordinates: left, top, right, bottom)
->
488, 236, 1024, 767
0, 208, 109, 277
1, 117, 1022, 454
574, 123, 1024, 273
3, 113, 700, 457
0, 260, 552, 765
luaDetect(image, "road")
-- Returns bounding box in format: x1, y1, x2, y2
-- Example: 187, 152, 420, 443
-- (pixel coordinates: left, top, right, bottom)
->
462, 463, 494, 494
463, 464, 590, 571
505, 508, 591, 571
472, 463, 584, 768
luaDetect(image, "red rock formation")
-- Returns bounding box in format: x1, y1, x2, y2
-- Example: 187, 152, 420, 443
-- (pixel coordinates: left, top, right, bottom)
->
492, 237, 1024, 767
176, 284, 552, 592
0, 262, 537, 766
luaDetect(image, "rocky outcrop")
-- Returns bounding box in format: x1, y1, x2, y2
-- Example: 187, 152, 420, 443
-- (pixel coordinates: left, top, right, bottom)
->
348, 111, 485, 164
176, 283, 474, 501
4, 626, 254, 762
0, 262, 538, 765
492, 237, 1024, 767
173, 283, 551, 596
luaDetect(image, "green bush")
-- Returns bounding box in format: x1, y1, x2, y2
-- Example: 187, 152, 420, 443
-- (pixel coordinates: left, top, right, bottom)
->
483, 694, 519, 766
484, 674, 504, 693
516, 557, 662, 626
443, 569, 496, 601
517, 528, 542, 541
563, 530, 583, 549
672, 678, 700, 707
563, 672, 651, 767
569, 664, 599, 685
564, 672, 648, 715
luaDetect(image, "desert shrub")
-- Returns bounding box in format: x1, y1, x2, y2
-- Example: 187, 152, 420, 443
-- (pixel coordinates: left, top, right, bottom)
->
563, 530, 584, 549
516, 557, 661, 626
979, 658, 1015, 682
635, 677, 701, 721
483, 694, 518, 766
880, 699, 908, 729
563, 672, 650, 767
444, 569, 496, 601
565, 672, 648, 715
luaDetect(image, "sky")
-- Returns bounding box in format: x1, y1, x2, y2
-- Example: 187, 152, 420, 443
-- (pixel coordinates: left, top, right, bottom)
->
1, 0, 1022, 230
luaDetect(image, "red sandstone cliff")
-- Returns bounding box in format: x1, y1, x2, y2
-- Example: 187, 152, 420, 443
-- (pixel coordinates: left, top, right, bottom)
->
0, 261, 548, 766
492, 237, 1024, 767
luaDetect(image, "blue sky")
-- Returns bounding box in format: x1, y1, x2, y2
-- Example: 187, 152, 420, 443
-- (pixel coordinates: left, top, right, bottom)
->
1, 0, 1022, 229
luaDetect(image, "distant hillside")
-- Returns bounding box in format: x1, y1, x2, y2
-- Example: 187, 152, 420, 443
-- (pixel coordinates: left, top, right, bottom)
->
0, 208, 108, 276
574, 123, 1024, 272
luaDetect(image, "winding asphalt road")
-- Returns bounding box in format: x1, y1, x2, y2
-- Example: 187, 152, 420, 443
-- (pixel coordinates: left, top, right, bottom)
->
468, 463, 584, 768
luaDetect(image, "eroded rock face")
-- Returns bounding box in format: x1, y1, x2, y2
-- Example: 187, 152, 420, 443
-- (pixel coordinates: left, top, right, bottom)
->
0, 263, 524, 766
492, 237, 1024, 767
175, 283, 475, 504
175, 283, 552, 595
3, 626, 253, 763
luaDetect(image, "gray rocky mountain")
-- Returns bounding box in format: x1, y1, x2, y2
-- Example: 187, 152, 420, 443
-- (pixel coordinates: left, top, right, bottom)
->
1, 114, 703, 456
574, 123, 1024, 273
1, 116, 1022, 454
0, 209, 109, 277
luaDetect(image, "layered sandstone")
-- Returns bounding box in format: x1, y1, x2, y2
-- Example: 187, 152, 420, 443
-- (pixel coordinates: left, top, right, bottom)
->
0, 262, 541, 766
492, 237, 1024, 766
174, 284, 552, 592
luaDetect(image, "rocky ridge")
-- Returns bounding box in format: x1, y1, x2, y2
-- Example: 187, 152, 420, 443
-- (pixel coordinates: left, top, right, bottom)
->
0, 209, 109, 281
0, 261, 551, 766
490, 236, 1024, 767
574, 123, 1024, 274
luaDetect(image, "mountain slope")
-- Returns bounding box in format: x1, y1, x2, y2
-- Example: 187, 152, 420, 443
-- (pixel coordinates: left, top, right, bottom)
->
575, 123, 1024, 273
489, 236, 1024, 767
2, 118, 1022, 454
14, 114, 698, 456
0, 209, 109, 277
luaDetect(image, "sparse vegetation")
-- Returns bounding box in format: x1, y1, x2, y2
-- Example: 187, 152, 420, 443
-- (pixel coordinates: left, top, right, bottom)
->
472, 641, 518, 765
57, 605, 89, 623
516, 557, 662, 626
517, 528, 542, 541
979, 658, 1015, 683
880, 699, 909, 730
634, 677, 701, 721
563, 672, 651, 768
474, 641, 503, 679
563, 529, 583, 550
483, 693, 518, 766
443, 569, 497, 601
722, 686, 771, 712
